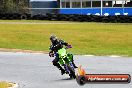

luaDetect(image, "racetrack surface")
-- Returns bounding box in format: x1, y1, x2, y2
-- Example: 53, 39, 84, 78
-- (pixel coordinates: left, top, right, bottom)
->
0, 52, 132, 88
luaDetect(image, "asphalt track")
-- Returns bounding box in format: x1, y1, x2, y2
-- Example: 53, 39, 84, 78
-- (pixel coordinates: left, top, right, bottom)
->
0, 51, 132, 88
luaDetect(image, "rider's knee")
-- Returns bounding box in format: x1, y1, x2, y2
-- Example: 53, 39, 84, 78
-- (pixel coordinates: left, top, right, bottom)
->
52, 61, 58, 66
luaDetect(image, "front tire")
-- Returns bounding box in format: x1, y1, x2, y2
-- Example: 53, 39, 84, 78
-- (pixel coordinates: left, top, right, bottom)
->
67, 65, 76, 79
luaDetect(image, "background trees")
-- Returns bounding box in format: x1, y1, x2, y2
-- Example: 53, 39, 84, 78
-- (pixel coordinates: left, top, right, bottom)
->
0, 0, 29, 13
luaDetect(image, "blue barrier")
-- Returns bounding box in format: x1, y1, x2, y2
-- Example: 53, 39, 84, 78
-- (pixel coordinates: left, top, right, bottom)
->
60, 8, 132, 16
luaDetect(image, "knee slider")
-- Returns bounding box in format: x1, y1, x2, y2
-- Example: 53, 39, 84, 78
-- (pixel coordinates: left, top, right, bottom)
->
53, 62, 58, 66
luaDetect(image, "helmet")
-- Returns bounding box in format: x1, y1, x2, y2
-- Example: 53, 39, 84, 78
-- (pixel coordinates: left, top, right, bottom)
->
50, 35, 57, 43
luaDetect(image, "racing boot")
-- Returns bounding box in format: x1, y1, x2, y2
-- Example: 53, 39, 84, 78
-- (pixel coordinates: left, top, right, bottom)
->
60, 68, 65, 75
53, 62, 65, 75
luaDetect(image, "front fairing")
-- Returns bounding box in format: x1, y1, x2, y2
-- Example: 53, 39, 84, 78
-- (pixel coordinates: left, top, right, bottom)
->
58, 48, 67, 58
57, 48, 70, 65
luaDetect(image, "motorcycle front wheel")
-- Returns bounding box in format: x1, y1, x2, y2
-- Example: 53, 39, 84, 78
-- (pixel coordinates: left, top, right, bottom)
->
67, 65, 76, 79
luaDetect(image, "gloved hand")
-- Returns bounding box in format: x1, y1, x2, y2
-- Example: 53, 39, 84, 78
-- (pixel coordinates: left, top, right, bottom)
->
67, 44, 72, 48
49, 51, 54, 57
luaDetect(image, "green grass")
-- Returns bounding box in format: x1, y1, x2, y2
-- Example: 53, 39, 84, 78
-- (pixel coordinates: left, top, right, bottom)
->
0, 20, 132, 56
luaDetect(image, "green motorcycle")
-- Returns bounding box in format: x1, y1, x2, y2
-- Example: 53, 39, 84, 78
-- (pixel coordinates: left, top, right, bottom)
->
57, 47, 76, 79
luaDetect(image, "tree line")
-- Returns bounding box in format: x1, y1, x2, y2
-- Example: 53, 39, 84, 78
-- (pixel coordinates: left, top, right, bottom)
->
0, 0, 29, 14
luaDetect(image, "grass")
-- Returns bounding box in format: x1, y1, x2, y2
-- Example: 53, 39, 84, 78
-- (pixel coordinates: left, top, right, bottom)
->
0, 20, 132, 56
0, 82, 12, 88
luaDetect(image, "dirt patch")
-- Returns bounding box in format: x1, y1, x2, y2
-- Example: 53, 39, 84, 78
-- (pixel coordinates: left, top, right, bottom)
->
0, 48, 48, 54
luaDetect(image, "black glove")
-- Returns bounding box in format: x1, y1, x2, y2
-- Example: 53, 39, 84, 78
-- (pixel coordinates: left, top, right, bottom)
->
49, 51, 54, 57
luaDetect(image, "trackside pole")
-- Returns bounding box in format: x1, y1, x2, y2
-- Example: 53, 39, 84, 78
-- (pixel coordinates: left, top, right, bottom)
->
101, 0, 103, 16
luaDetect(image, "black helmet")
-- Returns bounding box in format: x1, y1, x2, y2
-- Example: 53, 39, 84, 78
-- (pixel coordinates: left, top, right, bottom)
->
50, 35, 57, 43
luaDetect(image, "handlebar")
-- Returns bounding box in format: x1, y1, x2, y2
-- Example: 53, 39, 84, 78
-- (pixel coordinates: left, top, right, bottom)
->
66, 45, 72, 49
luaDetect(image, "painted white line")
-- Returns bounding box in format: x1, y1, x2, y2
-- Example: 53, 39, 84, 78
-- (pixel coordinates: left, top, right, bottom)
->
109, 55, 121, 57
83, 55, 95, 57
0, 22, 82, 25
83, 54, 122, 58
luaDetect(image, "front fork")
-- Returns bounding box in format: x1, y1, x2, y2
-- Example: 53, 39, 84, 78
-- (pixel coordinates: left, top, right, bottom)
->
63, 62, 74, 74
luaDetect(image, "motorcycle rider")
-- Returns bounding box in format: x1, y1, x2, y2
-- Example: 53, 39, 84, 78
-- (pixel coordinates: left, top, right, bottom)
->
49, 35, 77, 75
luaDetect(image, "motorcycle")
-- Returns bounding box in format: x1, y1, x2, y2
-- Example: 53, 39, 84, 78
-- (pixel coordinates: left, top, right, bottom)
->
50, 45, 76, 79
